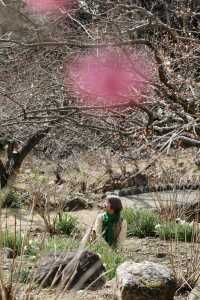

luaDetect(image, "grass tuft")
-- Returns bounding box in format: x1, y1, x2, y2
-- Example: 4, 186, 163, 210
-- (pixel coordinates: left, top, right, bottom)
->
123, 208, 160, 238
55, 213, 80, 236
156, 222, 200, 242
0, 230, 23, 256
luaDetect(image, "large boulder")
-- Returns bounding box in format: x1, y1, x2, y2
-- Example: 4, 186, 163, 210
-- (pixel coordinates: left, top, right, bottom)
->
63, 194, 94, 211
188, 286, 200, 300
34, 250, 105, 290
188, 277, 200, 300
114, 261, 176, 300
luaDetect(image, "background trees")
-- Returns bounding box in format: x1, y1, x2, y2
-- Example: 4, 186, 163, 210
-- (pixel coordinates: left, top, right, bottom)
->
0, 0, 200, 187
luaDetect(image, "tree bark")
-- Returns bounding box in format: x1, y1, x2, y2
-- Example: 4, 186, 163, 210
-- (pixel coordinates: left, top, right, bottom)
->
0, 128, 50, 189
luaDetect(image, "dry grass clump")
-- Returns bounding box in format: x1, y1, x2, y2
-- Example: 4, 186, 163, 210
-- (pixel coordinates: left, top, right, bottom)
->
153, 182, 200, 294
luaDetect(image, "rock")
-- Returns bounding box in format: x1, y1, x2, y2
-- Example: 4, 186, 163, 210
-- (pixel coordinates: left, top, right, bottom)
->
105, 191, 119, 196
188, 286, 200, 300
34, 250, 105, 290
63, 195, 93, 211
3, 247, 15, 259
133, 174, 148, 190
188, 277, 200, 300
156, 252, 167, 258
118, 187, 142, 197
102, 173, 148, 194
114, 261, 176, 300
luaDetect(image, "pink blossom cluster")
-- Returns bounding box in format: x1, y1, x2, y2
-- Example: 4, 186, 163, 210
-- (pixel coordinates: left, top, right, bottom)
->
68, 49, 154, 106
25, 0, 75, 15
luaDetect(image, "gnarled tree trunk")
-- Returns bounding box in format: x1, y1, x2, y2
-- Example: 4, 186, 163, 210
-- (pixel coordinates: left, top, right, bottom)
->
0, 128, 50, 189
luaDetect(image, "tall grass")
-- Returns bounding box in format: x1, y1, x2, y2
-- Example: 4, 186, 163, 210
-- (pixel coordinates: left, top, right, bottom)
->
156, 222, 200, 242
153, 178, 200, 222
89, 240, 125, 280
169, 229, 200, 294
153, 185, 200, 293
0, 230, 23, 256
44, 236, 80, 253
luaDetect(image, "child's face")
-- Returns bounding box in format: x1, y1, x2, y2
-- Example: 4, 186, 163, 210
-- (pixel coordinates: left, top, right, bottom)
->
104, 200, 114, 214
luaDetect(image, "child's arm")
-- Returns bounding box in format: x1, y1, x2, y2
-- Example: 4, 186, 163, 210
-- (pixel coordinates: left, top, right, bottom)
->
117, 220, 127, 248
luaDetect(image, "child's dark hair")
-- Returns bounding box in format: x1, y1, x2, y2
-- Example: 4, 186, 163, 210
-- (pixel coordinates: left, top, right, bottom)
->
107, 196, 123, 214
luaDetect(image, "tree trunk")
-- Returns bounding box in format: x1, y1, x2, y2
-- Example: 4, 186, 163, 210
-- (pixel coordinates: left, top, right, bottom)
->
0, 128, 50, 189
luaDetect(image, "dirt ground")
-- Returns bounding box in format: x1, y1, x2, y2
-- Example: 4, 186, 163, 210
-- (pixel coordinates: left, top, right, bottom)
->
1, 206, 193, 300
1, 149, 200, 300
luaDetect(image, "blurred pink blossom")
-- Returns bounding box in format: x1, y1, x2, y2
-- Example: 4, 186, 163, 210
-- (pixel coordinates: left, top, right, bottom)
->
25, 0, 76, 15
68, 49, 155, 106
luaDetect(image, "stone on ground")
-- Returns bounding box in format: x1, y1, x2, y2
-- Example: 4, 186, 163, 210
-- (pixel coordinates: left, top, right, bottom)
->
188, 279, 200, 300
63, 194, 93, 211
114, 261, 176, 300
188, 287, 200, 300
2, 247, 15, 259
34, 250, 105, 290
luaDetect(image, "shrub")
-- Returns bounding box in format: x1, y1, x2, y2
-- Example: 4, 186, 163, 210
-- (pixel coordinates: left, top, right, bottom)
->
2, 190, 21, 209
123, 208, 160, 238
155, 222, 200, 242
0, 231, 23, 256
55, 213, 80, 236
89, 240, 125, 280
